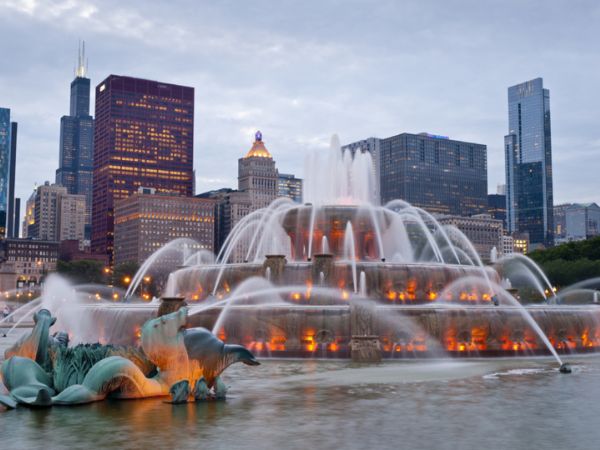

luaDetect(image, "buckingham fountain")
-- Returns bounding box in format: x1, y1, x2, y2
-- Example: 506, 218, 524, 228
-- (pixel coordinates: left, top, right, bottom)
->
2, 135, 600, 409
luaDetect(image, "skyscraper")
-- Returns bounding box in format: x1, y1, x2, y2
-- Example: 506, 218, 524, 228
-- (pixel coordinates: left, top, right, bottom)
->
56, 42, 94, 239
92, 75, 194, 261
505, 78, 554, 248
198, 132, 279, 258
238, 131, 279, 209
377, 132, 487, 216
0, 108, 13, 238
7, 122, 17, 238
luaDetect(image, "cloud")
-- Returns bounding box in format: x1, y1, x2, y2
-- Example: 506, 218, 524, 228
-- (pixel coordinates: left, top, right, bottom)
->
1, 0, 599, 221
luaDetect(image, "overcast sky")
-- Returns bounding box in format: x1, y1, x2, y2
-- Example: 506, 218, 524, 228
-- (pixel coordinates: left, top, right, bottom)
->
1, 0, 599, 211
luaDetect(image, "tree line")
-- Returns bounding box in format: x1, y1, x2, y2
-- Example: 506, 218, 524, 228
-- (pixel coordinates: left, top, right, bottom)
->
528, 236, 600, 287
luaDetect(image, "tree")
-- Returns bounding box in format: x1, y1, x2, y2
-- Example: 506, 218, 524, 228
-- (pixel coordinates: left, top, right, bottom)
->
56, 260, 106, 284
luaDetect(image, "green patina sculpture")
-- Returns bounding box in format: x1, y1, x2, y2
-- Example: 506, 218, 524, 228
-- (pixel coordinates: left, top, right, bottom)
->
0, 307, 259, 410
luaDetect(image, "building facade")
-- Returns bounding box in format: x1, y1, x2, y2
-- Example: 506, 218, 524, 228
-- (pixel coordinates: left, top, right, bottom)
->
512, 232, 529, 255
92, 75, 195, 262
23, 182, 85, 245
113, 190, 215, 265
28, 183, 67, 241
487, 193, 507, 228
278, 173, 303, 203
0, 108, 16, 238
505, 78, 554, 248
499, 235, 515, 257
22, 190, 35, 239
56, 44, 95, 239
553, 203, 570, 242
554, 203, 600, 242
58, 193, 86, 244
379, 132, 487, 215
436, 213, 503, 262
0, 238, 59, 291
6, 122, 18, 238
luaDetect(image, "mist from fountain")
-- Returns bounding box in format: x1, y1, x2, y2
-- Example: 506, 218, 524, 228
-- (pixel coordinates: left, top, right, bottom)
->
304, 135, 377, 206
125, 237, 199, 299
182, 249, 215, 267
322, 236, 330, 254
496, 253, 556, 302
343, 221, 358, 293
359, 271, 367, 298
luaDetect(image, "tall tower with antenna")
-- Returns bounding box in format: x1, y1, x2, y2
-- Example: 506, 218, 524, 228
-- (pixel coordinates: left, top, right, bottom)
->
56, 40, 95, 241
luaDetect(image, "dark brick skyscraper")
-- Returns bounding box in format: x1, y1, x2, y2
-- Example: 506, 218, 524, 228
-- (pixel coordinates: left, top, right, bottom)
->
92, 75, 194, 261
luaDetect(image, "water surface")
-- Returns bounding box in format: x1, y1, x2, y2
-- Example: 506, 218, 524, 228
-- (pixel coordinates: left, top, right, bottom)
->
1, 357, 599, 449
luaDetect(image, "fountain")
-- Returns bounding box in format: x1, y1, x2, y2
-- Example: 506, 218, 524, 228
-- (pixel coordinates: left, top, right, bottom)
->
143, 137, 597, 366
3, 133, 599, 410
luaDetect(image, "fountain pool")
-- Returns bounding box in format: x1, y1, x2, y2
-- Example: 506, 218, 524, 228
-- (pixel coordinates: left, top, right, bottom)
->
2, 357, 600, 450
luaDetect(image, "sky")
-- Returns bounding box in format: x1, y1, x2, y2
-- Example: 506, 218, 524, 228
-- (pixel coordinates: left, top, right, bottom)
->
1, 0, 599, 213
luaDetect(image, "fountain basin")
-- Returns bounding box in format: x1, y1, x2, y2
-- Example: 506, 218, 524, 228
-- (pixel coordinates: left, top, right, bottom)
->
69, 303, 600, 359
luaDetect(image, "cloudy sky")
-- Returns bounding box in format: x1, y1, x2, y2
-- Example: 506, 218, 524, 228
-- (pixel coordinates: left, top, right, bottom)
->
1, 0, 599, 211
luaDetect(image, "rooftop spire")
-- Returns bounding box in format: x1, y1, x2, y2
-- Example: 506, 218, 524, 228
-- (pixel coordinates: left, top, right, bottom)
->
75, 40, 88, 78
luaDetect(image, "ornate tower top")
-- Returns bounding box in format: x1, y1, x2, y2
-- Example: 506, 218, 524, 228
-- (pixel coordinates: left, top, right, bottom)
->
245, 130, 272, 158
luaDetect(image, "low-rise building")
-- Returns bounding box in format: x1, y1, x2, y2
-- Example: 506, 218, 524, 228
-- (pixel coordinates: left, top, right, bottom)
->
499, 235, 514, 257
567, 203, 600, 240
512, 232, 529, 255
113, 190, 216, 265
436, 213, 503, 262
0, 238, 59, 291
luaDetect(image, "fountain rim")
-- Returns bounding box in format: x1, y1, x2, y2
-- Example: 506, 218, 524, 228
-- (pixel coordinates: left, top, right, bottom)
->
172, 261, 494, 271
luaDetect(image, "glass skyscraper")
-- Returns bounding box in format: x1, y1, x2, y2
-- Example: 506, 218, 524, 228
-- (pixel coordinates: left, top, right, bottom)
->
92, 75, 194, 261
56, 43, 94, 239
0, 107, 11, 237
505, 78, 554, 248
377, 132, 487, 216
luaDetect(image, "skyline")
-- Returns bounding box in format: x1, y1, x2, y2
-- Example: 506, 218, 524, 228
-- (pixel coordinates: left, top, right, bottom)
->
1, 0, 600, 213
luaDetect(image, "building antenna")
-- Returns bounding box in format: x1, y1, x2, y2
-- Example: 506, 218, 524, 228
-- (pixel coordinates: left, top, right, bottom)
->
76, 39, 87, 78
